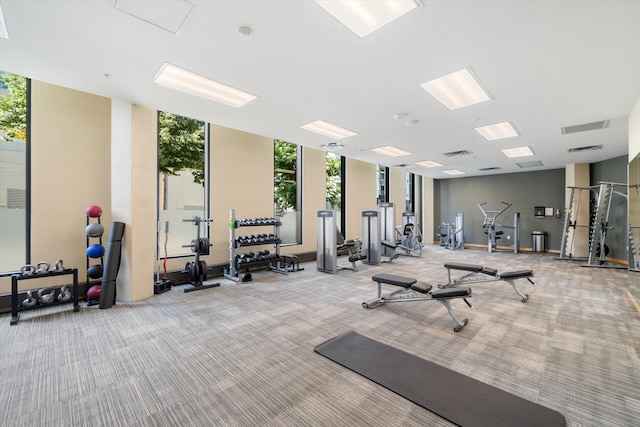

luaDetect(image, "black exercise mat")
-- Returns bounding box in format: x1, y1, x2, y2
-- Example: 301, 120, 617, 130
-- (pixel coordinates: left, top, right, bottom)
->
314, 330, 565, 427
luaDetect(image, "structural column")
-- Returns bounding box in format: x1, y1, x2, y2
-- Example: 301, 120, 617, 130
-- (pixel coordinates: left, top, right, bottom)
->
422, 177, 435, 245
110, 100, 156, 302
565, 163, 590, 258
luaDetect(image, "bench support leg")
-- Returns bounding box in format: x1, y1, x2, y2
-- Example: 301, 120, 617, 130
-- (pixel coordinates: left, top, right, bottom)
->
503, 279, 529, 303
437, 299, 469, 332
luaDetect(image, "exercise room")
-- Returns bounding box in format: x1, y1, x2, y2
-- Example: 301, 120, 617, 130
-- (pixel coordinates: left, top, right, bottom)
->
1, 1, 639, 426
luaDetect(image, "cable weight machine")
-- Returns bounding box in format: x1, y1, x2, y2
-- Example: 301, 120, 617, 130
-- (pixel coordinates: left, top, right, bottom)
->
478, 201, 520, 253
182, 216, 220, 292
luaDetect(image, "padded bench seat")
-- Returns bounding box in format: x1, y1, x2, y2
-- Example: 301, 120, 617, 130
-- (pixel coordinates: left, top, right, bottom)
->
444, 263, 498, 276
410, 282, 433, 294
499, 270, 533, 279
431, 288, 472, 299
372, 274, 416, 288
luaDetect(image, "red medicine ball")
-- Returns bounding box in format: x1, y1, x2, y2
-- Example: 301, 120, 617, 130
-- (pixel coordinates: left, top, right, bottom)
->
87, 284, 101, 300
85, 205, 103, 218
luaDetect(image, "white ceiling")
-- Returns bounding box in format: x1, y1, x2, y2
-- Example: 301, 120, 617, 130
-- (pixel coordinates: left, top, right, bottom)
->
1, 0, 639, 178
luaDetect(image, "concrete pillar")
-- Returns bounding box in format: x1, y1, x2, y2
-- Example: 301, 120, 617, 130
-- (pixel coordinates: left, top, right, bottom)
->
111, 100, 156, 302
423, 177, 435, 245
565, 163, 590, 258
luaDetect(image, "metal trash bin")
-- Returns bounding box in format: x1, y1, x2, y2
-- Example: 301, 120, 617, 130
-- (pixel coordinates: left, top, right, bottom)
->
532, 231, 547, 252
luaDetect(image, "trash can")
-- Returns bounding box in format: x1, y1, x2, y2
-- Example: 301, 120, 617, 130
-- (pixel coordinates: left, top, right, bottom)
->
532, 231, 547, 252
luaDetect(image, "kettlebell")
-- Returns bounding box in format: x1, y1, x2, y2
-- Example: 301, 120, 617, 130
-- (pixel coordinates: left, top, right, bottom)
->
52, 259, 65, 272
57, 285, 72, 302
20, 264, 35, 276
37, 288, 56, 304
22, 290, 37, 307
35, 261, 50, 274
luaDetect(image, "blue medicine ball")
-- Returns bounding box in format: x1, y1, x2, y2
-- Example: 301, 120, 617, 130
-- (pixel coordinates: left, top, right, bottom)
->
86, 244, 105, 258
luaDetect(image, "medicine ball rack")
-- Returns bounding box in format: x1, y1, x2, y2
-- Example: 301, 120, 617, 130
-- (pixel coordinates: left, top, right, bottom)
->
224, 209, 288, 283
86, 214, 104, 306
10, 268, 79, 325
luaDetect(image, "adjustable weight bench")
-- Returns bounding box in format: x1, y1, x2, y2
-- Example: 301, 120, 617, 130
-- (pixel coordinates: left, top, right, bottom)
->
363, 273, 472, 332
440, 262, 534, 303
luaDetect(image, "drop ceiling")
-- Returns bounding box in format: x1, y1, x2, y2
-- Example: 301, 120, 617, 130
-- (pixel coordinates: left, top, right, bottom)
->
1, 0, 639, 178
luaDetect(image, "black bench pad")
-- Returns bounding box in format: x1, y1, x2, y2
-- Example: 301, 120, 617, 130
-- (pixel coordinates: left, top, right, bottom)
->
372, 274, 416, 288
500, 270, 533, 279
481, 266, 498, 276
410, 282, 433, 294
444, 263, 483, 272
431, 287, 472, 299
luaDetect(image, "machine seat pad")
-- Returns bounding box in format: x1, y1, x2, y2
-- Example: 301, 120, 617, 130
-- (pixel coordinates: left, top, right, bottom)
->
444, 263, 483, 272
372, 274, 416, 288
499, 270, 534, 279
481, 267, 498, 276
381, 240, 398, 249
411, 282, 433, 294
431, 287, 472, 299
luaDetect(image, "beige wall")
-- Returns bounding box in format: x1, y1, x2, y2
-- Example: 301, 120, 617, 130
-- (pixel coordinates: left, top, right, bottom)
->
0, 81, 112, 294
630, 95, 640, 160
422, 176, 435, 244
344, 158, 377, 239
565, 163, 590, 258
209, 124, 274, 267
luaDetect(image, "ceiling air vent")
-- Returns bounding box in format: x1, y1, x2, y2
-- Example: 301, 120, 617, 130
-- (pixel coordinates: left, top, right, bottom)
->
561, 120, 609, 135
567, 145, 603, 153
443, 149, 473, 157
393, 163, 412, 168
479, 167, 501, 171
516, 160, 543, 168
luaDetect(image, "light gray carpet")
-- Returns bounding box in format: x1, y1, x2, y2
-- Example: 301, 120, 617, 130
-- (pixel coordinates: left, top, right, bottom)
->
1, 247, 639, 426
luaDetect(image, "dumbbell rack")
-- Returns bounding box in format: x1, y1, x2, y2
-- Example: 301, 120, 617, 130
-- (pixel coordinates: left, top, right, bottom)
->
10, 268, 79, 325
224, 209, 286, 282
86, 215, 103, 306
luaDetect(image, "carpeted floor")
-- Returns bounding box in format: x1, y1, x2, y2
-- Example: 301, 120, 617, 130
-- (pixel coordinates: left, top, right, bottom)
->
1, 246, 639, 426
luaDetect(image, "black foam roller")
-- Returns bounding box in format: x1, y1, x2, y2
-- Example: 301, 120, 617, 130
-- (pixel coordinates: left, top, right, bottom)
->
99, 221, 125, 309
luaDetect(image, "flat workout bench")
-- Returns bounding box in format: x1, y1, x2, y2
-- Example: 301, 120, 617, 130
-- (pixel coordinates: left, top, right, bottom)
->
441, 262, 534, 303
363, 273, 472, 332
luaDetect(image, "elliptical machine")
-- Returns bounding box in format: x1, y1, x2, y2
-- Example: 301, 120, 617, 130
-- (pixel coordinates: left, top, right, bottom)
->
182, 216, 220, 293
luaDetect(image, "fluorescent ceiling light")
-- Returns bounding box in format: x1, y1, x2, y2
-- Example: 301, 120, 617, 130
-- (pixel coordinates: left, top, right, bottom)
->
501, 146, 534, 158
415, 160, 443, 168
372, 145, 412, 157
301, 120, 357, 140
475, 121, 519, 141
153, 63, 257, 108
0, 4, 8, 39
420, 68, 491, 110
314, 0, 421, 38
442, 169, 466, 175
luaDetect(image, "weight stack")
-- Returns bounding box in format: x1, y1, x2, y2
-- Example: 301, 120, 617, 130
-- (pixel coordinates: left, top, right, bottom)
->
99, 222, 125, 309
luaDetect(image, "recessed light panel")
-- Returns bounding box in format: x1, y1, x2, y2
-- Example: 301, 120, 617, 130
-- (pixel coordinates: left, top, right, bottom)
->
372, 145, 412, 157
475, 122, 519, 141
153, 63, 257, 108
517, 160, 543, 168
442, 169, 466, 175
415, 160, 443, 168
314, 0, 421, 38
420, 68, 491, 110
501, 146, 534, 158
301, 120, 357, 140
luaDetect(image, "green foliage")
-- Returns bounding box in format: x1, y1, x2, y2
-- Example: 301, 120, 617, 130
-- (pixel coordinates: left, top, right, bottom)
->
0, 72, 27, 142
326, 153, 342, 208
158, 112, 205, 185
274, 139, 297, 211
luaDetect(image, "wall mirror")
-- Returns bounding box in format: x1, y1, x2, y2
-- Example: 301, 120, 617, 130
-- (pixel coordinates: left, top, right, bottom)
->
629, 154, 640, 301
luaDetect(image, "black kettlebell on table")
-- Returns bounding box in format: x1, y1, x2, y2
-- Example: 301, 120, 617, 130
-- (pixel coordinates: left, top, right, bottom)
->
37, 288, 56, 304
22, 290, 37, 307
57, 286, 72, 302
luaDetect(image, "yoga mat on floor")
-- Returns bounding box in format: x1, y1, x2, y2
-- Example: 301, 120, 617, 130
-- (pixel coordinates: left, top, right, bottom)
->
314, 330, 565, 427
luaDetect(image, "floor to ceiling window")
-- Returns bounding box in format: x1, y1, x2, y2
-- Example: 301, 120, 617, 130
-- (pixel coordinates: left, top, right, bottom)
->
157, 111, 208, 257
326, 151, 343, 233
0, 71, 28, 272
274, 139, 302, 245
